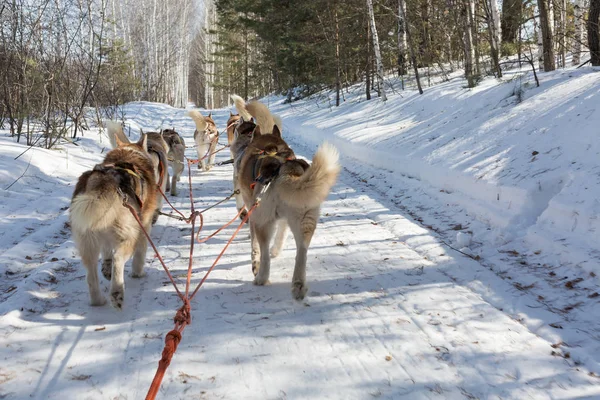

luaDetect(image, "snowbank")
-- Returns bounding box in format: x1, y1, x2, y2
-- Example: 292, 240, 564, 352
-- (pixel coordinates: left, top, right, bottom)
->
268, 67, 600, 274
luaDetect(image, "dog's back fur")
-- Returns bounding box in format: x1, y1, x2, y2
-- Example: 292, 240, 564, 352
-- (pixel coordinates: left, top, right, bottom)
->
189, 110, 219, 171
106, 122, 169, 224
161, 128, 185, 196
70, 135, 158, 309
233, 99, 340, 300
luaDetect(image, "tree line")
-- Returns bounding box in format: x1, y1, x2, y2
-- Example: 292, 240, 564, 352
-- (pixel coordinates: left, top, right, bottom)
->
1, 0, 198, 146
2, 0, 599, 146
200, 0, 600, 107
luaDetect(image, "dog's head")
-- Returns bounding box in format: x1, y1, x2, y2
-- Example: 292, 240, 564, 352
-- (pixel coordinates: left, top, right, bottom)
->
250, 125, 295, 161
114, 129, 149, 153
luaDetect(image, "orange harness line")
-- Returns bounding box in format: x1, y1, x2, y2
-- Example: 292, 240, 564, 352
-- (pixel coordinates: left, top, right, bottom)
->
120, 157, 258, 400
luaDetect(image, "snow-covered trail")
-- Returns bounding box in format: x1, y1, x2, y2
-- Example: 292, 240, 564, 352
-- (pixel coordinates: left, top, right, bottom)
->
1, 105, 599, 399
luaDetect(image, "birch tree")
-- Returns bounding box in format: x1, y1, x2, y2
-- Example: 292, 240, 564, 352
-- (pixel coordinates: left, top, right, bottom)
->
397, 0, 407, 77
366, 0, 387, 101
573, 0, 584, 65
462, 0, 476, 87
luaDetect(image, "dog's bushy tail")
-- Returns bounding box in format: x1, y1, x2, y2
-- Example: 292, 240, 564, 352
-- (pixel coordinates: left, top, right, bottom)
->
231, 94, 252, 121
106, 121, 130, 149
246, 100, 279, 134
188, 110, 208, 132
70, 175, 123, 233
277, 142, 340, 210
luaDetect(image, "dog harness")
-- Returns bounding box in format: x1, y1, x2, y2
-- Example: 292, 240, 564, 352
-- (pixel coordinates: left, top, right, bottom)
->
93, 163, 146, 210
249, 149, 296, 190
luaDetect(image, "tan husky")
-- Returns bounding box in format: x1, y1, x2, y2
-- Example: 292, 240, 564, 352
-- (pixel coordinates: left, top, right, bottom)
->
225, 112, 240, 146
233, 99, 340, 300
107, 123, 169, 224
161, 128, 185, 196
70, 132, 158, 309
188, 110, 219, 171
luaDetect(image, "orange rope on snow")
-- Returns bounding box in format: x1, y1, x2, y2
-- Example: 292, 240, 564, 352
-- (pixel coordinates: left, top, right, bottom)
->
119, 157, 258, 400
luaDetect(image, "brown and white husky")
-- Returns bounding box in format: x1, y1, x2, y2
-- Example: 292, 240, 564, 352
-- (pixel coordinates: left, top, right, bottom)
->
231, 99, 340, 300
188, 110, 219, 171
70, 128, 160, 309
161, 128, 185, 196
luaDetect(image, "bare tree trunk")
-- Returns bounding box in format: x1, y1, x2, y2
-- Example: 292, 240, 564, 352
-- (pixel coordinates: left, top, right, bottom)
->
538, 0, 556, 71
366, 0, 387, 101
483, 0, 503, 77
366, 18, 371, 100
399, 1, 423, 94
397, 0, 407, 77
589, 0, 600, 65
334, 2, 341, 106
536, 16, 544, 69
573, 0, 584, 65
462, 0, 476, 87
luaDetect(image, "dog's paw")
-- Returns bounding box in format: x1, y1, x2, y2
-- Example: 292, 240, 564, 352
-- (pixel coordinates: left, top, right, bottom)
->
101, 259, 112, 280
130, 270, 146, 279
165, 185, 170, 192
110, 288, 124, 310
152, 211, 159, 225
90, 295, 107, 306
170, 190, 178, 197
253, 275, 270, 286
252, 261, 260, 276
291, 281, 308, 300
240, 209, 248, 222
270, 246, 281, 258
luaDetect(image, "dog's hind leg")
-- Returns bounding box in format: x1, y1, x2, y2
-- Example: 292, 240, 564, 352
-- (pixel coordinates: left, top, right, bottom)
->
79, 235, 106, 306
131, 227, 149, 278
253, 221, 275, 286
206, 141, 217, 171
288, 210, 319, 300
101, 246, 113, 280
110, 239, 136, 309
250, 221, 261, 277
170, 173, 178, 196
270, 219, 288, 258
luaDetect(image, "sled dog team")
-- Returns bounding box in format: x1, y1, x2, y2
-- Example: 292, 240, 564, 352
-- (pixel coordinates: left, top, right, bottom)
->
70, 97, 340, 309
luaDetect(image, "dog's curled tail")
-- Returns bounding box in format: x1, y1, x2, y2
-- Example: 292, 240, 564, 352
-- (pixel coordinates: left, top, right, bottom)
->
230, 94, 252, 121
277, 142, 340, 210
70, 177, 123, 233
106, 121, 130, 149
246, 100, 278, 134
188, 110, 208, 132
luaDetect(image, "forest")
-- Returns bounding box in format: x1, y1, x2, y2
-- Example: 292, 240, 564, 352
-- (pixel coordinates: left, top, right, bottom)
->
1, 0, 598, 146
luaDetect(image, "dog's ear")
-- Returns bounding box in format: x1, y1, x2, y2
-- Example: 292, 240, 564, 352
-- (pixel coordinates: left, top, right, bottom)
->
230, 111, 234, 117
272, 124, 281, 138
137, 133, 148, 152
208, 112, 212, 118
114, 130, 127, 147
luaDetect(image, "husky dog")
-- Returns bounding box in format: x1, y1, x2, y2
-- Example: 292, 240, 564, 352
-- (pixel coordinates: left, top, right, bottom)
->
70, 132, 158, 309
161, 128, 185, 196
225, 111, 240, 146
232, 99, 340, 300
230, 95, 254, 217
188, 110, 218, 171
107, 123, 169, 224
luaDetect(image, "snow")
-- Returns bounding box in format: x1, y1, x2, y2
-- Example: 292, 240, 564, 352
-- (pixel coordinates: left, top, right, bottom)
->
2, 66, 600, 399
